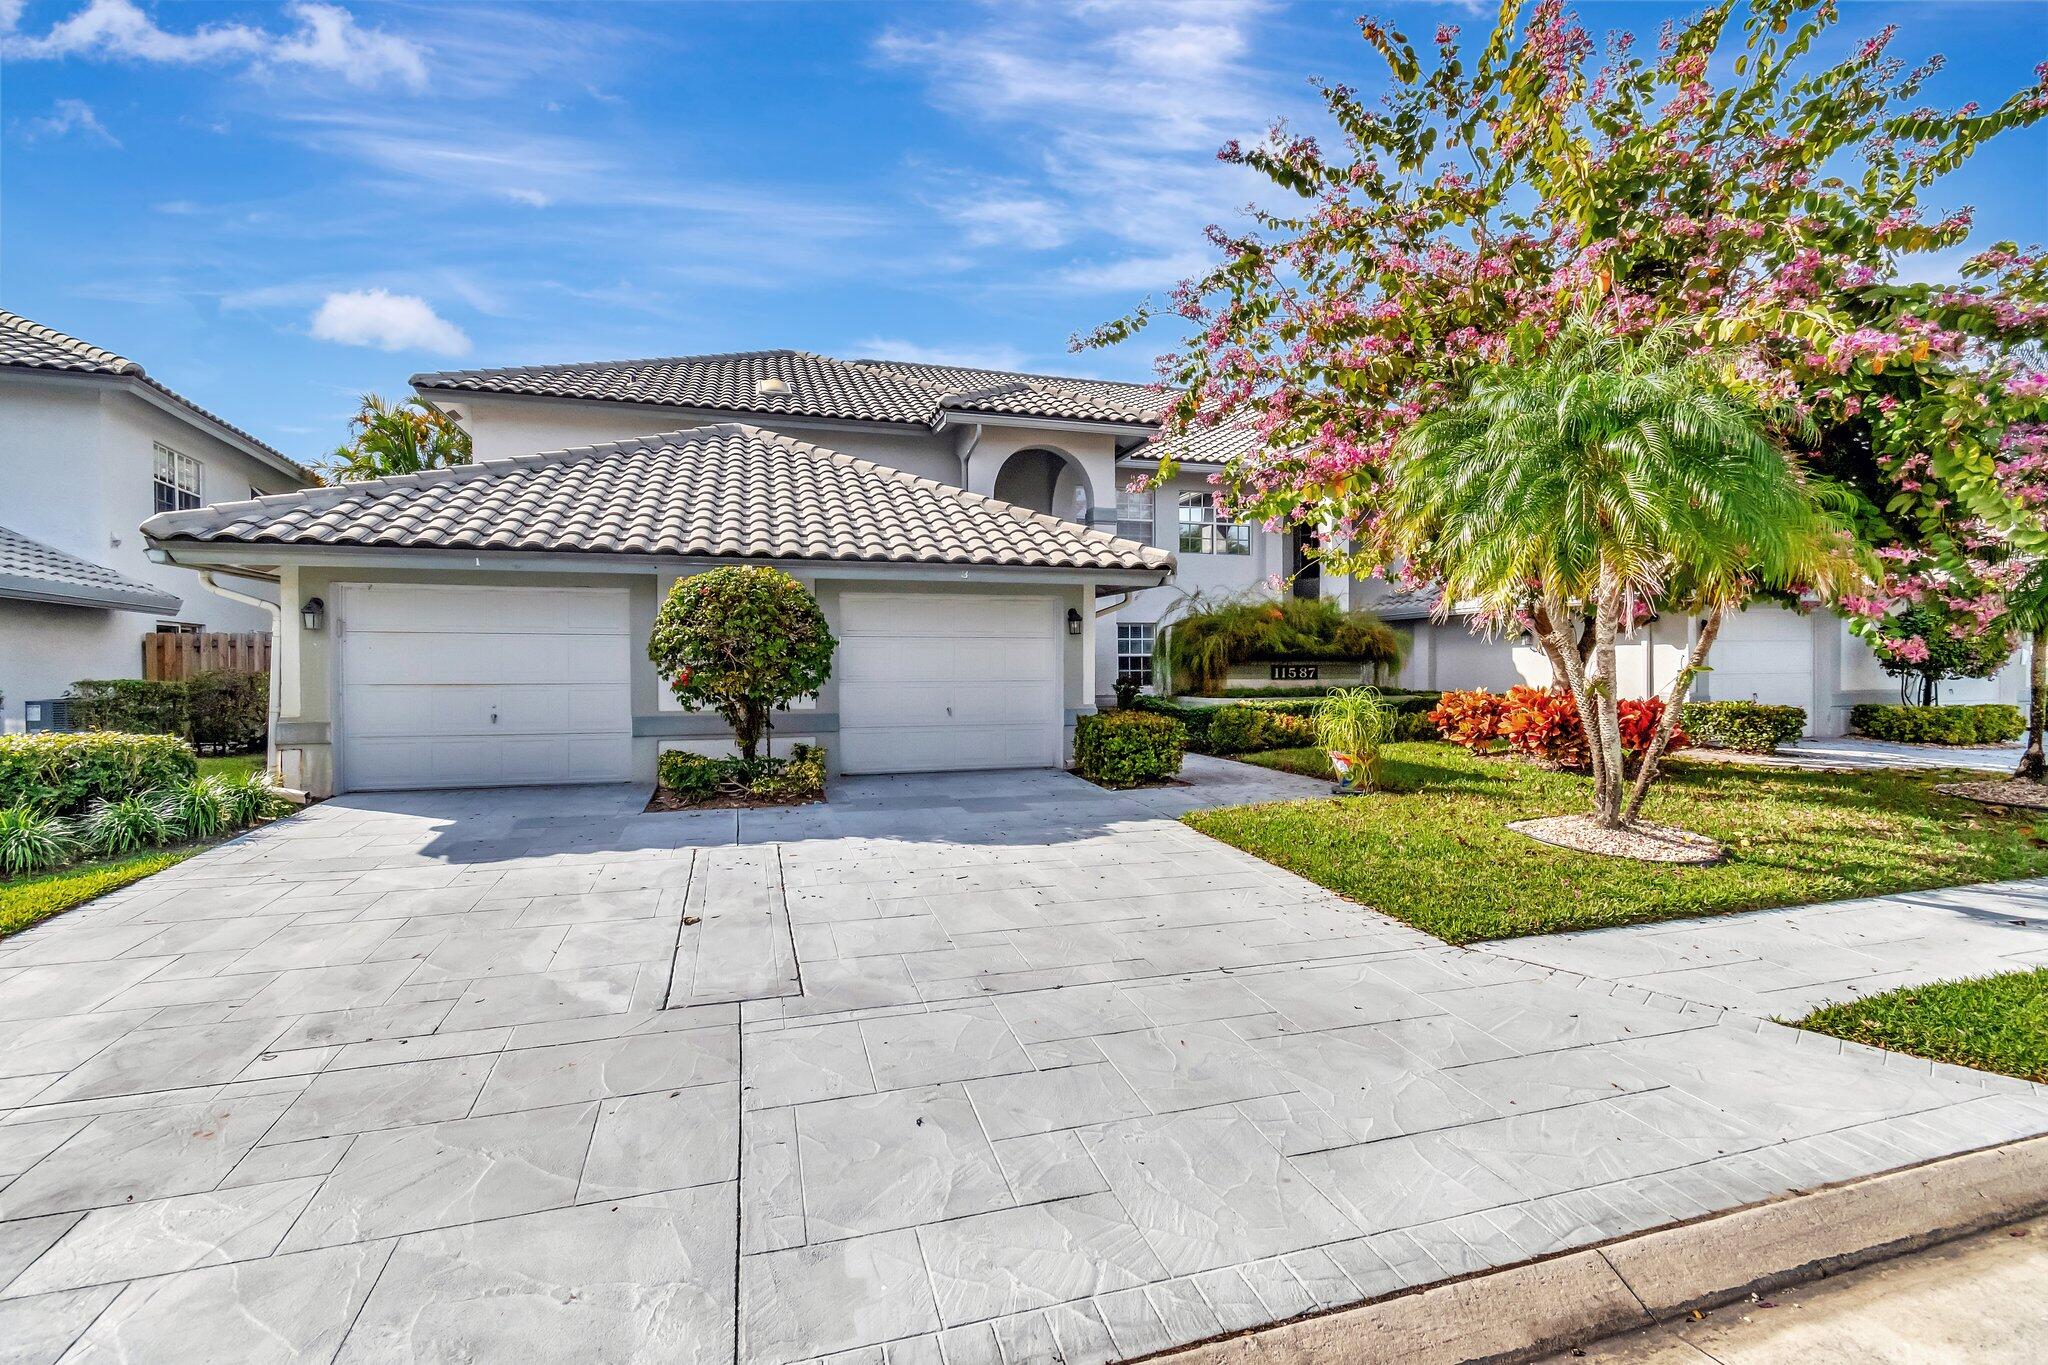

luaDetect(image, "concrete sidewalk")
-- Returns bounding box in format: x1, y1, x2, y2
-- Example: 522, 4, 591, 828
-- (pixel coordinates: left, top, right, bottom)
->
1550, 1213, 2048, 1364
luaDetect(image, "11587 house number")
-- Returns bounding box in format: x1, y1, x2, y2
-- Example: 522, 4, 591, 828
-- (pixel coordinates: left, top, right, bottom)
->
1270, 663, 1319, 681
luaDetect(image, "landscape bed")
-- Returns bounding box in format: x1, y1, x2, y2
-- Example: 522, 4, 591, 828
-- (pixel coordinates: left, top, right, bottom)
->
1194, 742, 2048, 943
1794, 968, 2048, 1084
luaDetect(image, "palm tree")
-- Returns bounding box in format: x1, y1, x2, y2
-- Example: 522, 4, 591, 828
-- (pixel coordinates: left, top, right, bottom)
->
323, 394, 472, 482
1383, 313, 1854, 831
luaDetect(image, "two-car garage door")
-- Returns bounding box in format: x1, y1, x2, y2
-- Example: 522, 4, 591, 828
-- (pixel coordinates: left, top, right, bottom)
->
836, 593, 1063, 774
338, 585, 632, 792
334, 583, 1064, 791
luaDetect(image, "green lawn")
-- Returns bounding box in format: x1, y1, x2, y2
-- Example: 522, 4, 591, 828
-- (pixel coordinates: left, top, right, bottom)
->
1191, 743, 2048, 943
0, 847, 201, 940
1795, 969, 2048, 1083
197, 752, 265, 782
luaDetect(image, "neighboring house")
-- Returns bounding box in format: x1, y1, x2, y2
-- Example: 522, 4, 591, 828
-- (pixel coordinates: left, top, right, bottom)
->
1365, 587, 2035, 738
0, 312, 314, 732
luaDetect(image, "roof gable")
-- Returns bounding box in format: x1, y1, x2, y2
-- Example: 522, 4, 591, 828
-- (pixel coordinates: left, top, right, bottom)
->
0, 310, 311, 481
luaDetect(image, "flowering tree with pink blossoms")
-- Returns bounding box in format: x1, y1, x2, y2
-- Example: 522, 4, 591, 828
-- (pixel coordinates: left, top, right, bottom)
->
1083, 0, 2048, 779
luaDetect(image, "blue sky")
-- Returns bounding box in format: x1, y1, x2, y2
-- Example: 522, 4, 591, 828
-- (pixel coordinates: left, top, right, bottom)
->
4, 0, 2044, 466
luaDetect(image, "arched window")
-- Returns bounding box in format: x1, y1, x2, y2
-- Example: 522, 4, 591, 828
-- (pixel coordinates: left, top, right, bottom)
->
1177, 492, 1250, 555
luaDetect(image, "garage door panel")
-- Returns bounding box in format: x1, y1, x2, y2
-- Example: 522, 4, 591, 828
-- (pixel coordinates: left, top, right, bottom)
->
339, 586, 631, 792
842, 594, 1052, 638
344, 586, 628, 635
838, 725, 1059, 774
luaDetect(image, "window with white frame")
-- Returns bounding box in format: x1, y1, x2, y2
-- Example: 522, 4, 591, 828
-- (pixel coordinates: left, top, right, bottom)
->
153, 444, 202, 514
1177, 492, 1249, 555
1116, 483, 1154, 543
1116, 622, 1155, 687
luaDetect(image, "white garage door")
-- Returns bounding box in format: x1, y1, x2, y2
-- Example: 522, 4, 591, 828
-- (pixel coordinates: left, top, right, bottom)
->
337, 584, 633, 792
837, 593, 1062, 774
1703, 604, 1815, 725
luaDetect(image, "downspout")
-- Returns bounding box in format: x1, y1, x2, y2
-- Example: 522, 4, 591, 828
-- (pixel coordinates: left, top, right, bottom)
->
956, 421, 983, 490
197, 568, 283, 782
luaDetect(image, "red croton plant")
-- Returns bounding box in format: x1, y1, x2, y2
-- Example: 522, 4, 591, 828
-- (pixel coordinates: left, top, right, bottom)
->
1085, 0, 2048, 786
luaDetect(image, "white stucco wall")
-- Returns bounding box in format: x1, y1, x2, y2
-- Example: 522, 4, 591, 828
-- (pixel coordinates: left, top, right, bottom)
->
0, 372, 304, 729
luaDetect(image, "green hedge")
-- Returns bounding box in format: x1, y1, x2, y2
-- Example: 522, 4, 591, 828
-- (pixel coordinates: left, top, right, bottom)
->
656, 745, 827, 805
1137, 692, 1440, 751
1075, 711, 1185, 787
0, 733, 198, 816
1680, 701, 1807, 753
1850, 703, 2027, 746
68, 672, 268, 753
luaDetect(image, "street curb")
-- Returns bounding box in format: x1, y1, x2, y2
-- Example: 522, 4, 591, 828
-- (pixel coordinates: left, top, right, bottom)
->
1145, 1133, 2048, 1364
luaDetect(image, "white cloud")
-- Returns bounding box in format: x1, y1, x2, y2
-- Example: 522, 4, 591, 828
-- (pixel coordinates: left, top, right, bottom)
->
309, 289, 469, 355
873, 0, 1292, 294
5, 0, 425, 90
500, 187, 552, 208
941, 191, 1069, 250
20, 96, 118, 145
264, 3, 426, 90
849, 337, 1033, 371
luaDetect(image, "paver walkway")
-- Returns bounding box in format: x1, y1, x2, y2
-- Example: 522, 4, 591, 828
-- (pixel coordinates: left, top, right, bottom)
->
1, 757, 2044, 1364
1676, 736, 2028, 772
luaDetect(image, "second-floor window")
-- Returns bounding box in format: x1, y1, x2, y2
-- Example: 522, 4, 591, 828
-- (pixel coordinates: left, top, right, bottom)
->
154, 444, 202, 514
1117, 483, 1154, 543
1178, 492, 1249, 556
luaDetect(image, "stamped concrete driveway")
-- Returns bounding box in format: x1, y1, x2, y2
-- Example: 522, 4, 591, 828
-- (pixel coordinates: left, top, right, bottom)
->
2, 757, 2045, 1364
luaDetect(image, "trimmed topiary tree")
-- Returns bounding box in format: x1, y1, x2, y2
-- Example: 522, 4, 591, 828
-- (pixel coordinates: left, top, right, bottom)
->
648, 567, 836, 762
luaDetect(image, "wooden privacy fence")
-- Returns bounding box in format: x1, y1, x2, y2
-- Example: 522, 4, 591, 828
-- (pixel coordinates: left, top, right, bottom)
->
142, 631, 272, 681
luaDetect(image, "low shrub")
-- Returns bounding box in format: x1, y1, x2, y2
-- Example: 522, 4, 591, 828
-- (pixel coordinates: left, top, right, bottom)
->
655, 745, 828, 805
221, 771, 287, 828
1140, 692, 1440, 751
1851, 703, 2028, 746
82, 793, 175, 857
1074, 711, 1186, 787
753, 745, 828, 802
1433, 686, 1684, 770
0, 732, 198, 816
1430, 690, 1509, 751
164, 777, 231, 840
68, 672, 268, 754
1204, 705, 1321, 756
0, 807, 75, 877
1681, 701, 1806, 753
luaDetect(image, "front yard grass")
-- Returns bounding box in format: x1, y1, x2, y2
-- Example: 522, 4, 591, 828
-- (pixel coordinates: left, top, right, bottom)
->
1192, 743, 2048, 943
197, 752, 264, 782
1794, 969, 2048, 1083
0, 847, 200, 940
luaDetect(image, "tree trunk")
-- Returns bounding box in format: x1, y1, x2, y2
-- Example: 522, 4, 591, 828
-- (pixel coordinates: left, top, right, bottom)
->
2019, 624, 2046, 783
1587, 570, 1627, 829
1536, 591, 1610, 809
1623, 606, 1726, 824
730, 701, 768, 762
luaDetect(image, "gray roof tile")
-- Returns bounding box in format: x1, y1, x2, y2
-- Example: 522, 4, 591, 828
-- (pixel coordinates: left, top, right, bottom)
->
0, 525, 182, 614
0, 310, 309, 479
142, 423, 1173, 576
415, 350, 1167, 429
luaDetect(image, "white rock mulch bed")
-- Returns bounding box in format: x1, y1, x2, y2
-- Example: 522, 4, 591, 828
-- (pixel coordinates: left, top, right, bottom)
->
1509, 813, 1726, 864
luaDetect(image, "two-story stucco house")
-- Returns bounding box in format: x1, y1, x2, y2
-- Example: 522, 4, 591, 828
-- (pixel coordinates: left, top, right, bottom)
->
0, 312, 314, 732
146, 350, 1297, 796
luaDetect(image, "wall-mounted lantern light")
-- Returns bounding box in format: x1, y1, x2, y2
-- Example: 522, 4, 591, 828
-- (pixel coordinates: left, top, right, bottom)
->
1066, 608, 1083, 636
300, 597, 326, 632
